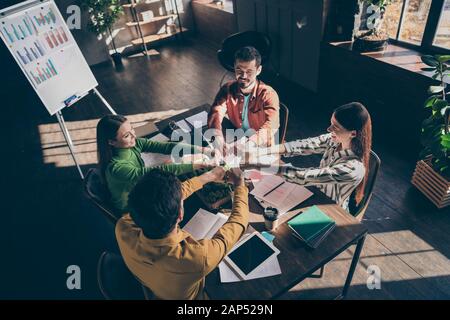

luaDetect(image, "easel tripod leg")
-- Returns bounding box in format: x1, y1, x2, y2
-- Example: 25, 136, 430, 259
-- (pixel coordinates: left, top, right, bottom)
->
93, 88, 117, 115
56, 111, 84, 180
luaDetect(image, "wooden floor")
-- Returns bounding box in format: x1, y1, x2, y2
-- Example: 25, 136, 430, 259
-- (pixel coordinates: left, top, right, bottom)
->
1, 36, 449, 299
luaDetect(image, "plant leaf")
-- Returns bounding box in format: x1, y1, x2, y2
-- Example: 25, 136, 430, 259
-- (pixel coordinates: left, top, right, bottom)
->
441, 139, 450, 149
422, 55, 439, 67
422, 117, 435, 127
441, 133, 450, 142
428, 86, 444, 94
424, 95, 438, 108
441, 105, 450, 117
437, 55, 450, 63
432, 73, 440, 80
434, 99, 449, 109
421, 67, 436, 72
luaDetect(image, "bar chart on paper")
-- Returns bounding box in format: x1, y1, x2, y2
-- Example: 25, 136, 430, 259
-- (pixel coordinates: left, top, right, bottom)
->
15, 39, 47, 64
29, 58, 58, 85
1, 6, 70, 66
0, 0, 98, 115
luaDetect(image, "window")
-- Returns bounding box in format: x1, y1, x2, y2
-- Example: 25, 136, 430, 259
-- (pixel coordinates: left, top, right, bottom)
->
383, 0, 450, 52
385, 0, 404, 39
433, 0, 450, 49
398, 0, 432, 45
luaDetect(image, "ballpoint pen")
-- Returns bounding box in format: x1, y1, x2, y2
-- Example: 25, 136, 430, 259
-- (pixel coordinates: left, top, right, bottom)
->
262, 181, 286, 198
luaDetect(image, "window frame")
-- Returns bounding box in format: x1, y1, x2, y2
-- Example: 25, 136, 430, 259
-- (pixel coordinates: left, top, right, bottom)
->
387, 0, 450, 54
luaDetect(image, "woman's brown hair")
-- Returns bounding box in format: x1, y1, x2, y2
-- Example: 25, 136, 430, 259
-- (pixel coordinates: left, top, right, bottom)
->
334, 102, 372, 205
96, 114, 127, 182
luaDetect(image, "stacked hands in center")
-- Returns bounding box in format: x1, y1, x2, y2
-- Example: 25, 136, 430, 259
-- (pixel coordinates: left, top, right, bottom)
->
198, 166, 245, 189
177, 137, 280, 172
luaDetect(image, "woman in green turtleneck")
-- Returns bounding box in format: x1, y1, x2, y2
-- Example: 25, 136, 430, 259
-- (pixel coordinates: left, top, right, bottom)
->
96, 114, 206, 212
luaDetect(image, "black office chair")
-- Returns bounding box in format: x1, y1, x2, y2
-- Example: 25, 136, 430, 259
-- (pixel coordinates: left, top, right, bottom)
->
97, 251, 153, 300
217, 31, 272, 87
348, 150, 381, 220
84, 168, 121, 225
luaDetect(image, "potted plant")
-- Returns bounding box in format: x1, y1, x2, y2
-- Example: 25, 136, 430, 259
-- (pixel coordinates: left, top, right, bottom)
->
411, 54, 450, 208
81, 0, 124, 66
353, 0, 392, 52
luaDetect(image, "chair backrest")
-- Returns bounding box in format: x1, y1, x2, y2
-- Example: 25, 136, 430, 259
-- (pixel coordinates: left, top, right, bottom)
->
278, 102, 289, 144
217, 31, 272, 72
84, 168, 120, 224
348, 150, 381, 219
97, 251, 150, 300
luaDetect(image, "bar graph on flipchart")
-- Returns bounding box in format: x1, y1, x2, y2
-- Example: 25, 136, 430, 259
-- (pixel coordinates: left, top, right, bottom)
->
0, 0, 98, 115
1, 5, 71, 86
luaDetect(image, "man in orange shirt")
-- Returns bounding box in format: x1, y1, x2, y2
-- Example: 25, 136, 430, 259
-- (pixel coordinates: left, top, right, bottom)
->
208, 46, 280, 149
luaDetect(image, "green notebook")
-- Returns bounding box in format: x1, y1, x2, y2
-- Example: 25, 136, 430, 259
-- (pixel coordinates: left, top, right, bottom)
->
287, 205, 335, 243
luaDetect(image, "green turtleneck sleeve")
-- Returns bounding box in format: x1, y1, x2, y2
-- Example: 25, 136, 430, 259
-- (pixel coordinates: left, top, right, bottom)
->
105, 138, 198, 212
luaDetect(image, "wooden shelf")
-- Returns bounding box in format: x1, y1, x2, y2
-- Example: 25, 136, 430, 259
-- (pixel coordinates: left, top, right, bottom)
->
126, 15, 177, 27
131, 27, 187, 45
123, 0, 160, 8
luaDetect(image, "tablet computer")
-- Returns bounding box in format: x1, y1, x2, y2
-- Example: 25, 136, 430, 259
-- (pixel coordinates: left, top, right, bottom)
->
224, 232, 280, 280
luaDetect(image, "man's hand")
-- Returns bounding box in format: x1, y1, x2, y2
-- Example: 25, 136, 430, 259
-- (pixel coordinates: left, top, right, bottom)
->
198, 166, 226, 184
226, 168, 245, 187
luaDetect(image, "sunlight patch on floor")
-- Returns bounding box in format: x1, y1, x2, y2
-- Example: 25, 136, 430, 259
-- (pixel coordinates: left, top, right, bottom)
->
38, 109, 188, 167
284, 234, 450, 299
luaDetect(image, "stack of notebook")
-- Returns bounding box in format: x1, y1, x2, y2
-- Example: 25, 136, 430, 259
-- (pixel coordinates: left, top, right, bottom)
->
287, 205, 336, 249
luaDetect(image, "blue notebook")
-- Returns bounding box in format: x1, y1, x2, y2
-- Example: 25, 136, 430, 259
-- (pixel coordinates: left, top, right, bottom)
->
287, 205, 335, 245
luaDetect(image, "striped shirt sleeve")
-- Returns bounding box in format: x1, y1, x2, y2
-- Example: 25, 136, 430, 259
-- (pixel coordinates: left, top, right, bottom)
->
284, 133, 332, 156
280, 159, 365, 186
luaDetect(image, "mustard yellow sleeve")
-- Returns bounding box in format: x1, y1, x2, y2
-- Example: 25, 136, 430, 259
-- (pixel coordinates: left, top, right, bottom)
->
181, 176, 205, 200
200, 184, 249, 274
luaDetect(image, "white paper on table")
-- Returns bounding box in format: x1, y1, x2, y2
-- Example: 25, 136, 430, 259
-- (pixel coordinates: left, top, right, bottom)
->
254, 184, 314, 216
149, 133, 170, 142
182, 209, 228, 240
219, 256, 281, 283
249, 174, 285, 197
250, 175, 296, 207
175, 119, 192, 133
185, 111, 208, 129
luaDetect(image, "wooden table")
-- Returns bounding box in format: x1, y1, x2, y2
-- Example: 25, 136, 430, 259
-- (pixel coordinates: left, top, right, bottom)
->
155, 104, 368, 300
204, 189, 367, 300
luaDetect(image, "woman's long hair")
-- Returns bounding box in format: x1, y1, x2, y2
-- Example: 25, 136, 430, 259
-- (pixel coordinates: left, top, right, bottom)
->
96, 115, 127, 181
334, 102, 372, 205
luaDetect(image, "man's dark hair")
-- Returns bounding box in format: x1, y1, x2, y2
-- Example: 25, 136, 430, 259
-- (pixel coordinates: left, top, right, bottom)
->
234, 46, 262, 67
128, 169, 182, 239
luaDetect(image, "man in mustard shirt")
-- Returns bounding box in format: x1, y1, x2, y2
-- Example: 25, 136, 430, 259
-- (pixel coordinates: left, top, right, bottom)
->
115, 167, 249, 299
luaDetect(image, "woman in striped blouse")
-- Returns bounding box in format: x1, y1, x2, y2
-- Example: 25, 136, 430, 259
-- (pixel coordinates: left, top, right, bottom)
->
256, 102, 372, 210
